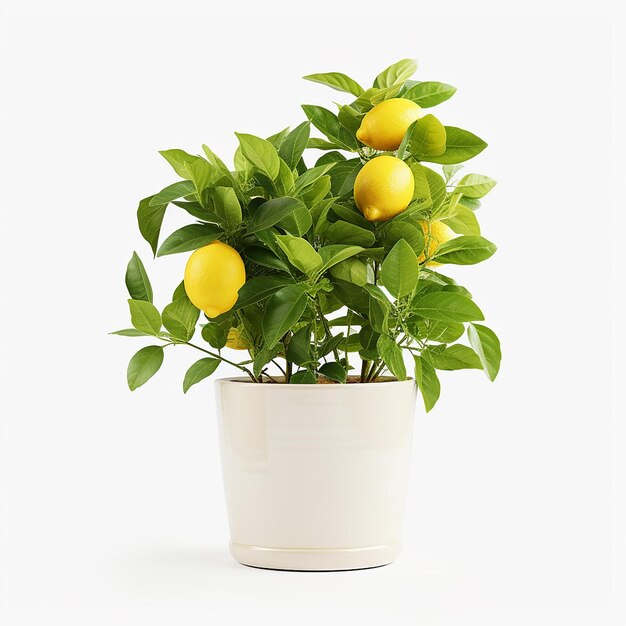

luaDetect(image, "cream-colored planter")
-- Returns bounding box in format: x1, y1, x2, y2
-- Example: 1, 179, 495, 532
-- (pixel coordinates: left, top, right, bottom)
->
215, 377, 416, 571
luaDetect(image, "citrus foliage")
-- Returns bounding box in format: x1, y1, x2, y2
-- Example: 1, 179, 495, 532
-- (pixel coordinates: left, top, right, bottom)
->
113, 59, 501, 411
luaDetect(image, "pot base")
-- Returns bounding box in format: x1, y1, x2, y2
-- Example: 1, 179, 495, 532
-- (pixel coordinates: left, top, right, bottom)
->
230, 542, 401, 572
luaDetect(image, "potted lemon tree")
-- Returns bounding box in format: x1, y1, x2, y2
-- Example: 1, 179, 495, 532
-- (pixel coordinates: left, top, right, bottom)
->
113, 59, 501, 571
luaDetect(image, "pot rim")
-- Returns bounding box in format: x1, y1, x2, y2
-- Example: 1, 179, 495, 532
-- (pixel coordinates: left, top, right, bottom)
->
215, 376, 415, 389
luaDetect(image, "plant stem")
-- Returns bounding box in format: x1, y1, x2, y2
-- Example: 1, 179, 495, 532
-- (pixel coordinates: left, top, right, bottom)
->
360, 359, 369, 383
285, 359, 292, 383
185, 342, 257, 382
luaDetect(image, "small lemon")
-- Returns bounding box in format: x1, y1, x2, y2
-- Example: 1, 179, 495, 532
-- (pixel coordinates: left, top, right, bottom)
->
418, 220, 456, 266
226, 328, 250, 350
184, 241, 246, 318
356, 98, 423, 151
354, 155, 414, 222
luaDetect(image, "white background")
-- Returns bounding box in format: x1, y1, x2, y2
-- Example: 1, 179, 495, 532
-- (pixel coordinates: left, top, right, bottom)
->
1, 1, 624, 624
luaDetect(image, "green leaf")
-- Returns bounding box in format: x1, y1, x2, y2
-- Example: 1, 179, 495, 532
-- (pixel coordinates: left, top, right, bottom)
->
381, 222, 425, 255
183, 357, 220, 393
441, 205, 481, 236
253, 346, 279, 378
365, 284, 392, 333
303, 72, 364, 96
201, 323, 229, 349
328, 158, 363, 196
374, 59, 417, 88
279, 122, 310, 170
266, 127, 290, 148
414, 355, 440, 412
380, 239, 419, 298
159, 149, 198, 179
172, 280, 187, 301
330, 202, 373, 229
301, 105, 358, 150
293, 163, 335, 193
403, 81, 457, 108
407, 318, 464, 343
442, 164, 464, 182
277, 202, 314, 236
433, 236, 497, 265
110, 328, 153, 337
162, 296, 200, 341
137, 196, 167, 256
421, 164, 447, 210
202, 144, 237, 184
402, 115, 447, 159
128, 299, 161, 335
286, 325, 313, 366
234, 132, 280, 180
455, 174, 497, 198
424, 344, 482, 370
234, 275, 294, 310
467, 323, 501, 381
319, 361, 347, 383
329, 257, 369, 286
411, 292, 484, 323
149, 180, 196, 206
307, 138, 344, 150
186, 158, 212, 194
290, 369, 317, 384
358, 325, 379, 359
318, 244, 365, 272
213, 186, 242, 229
247, 196, 308, 233
275, 235, 323, 275
297, 176, 331, 210
316, 151, 346, 167
127, 345, 164, 391
377, 335, 407, 380
325, 221, 375, 247
172, 200, 217, 221
426, 127, 488, 164
157, 223, 222, 257
125, 252, 153, 303
262, 285, 309, 348
244, 246, 290, 273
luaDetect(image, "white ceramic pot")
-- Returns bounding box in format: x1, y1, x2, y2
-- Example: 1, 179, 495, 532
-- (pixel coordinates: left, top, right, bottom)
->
215, 377, 417, 571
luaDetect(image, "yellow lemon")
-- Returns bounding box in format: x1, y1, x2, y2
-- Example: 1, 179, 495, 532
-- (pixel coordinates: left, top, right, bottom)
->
354, 155, 414, 222
356, 98, 423, 151
418, 220, 456, 266
184, 241, 246, 318
226, 328, 250, 350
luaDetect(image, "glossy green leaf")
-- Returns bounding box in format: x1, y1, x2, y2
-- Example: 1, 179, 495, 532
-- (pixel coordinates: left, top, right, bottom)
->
127, 345, 164, 391
407, 318, 465, 343
381, 222, 425, 255
213, 186, 242, 229
303, 72, 364, 96
401, 115, 447, 159
128, 299, 161, 335
365, 284, 391, 333
468, 323, 502, 381
318, 244, 365, 272
427, 127, 488, 164
286, 325, 313, 366
125, 252, 153, 303
149, 181, 195, 206
110, 328, 153, 337
233, 275, 294, 310
433, 236, 497, 265
441, 205, 481, 236
424, 344, 482, 370
157, 223, 222, 257
380, 239, 419, 298
183, 358, 220, 393
137, 196, 167, 256
374, 58, 417, 88
162, 296, 200, 341
247, 197, 308, 233
275, 235, 323, 275
377, 334, 407, 380
325, 220, 375, 247
301, 105, 358, 150
279, 122, 310, 170
262, 284, 309, 348
201, 323, 229, 349
290, 369, 317, 384
319, 361, 347, 383
328, 158, 363, 196
414, 355, 440, 412
244, 246, 290, 273
329, 257, 369, 286
411, 292, 484, 323
455, 174, 497, 198
403, 81, 456, 108
234, 132, 280, 180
